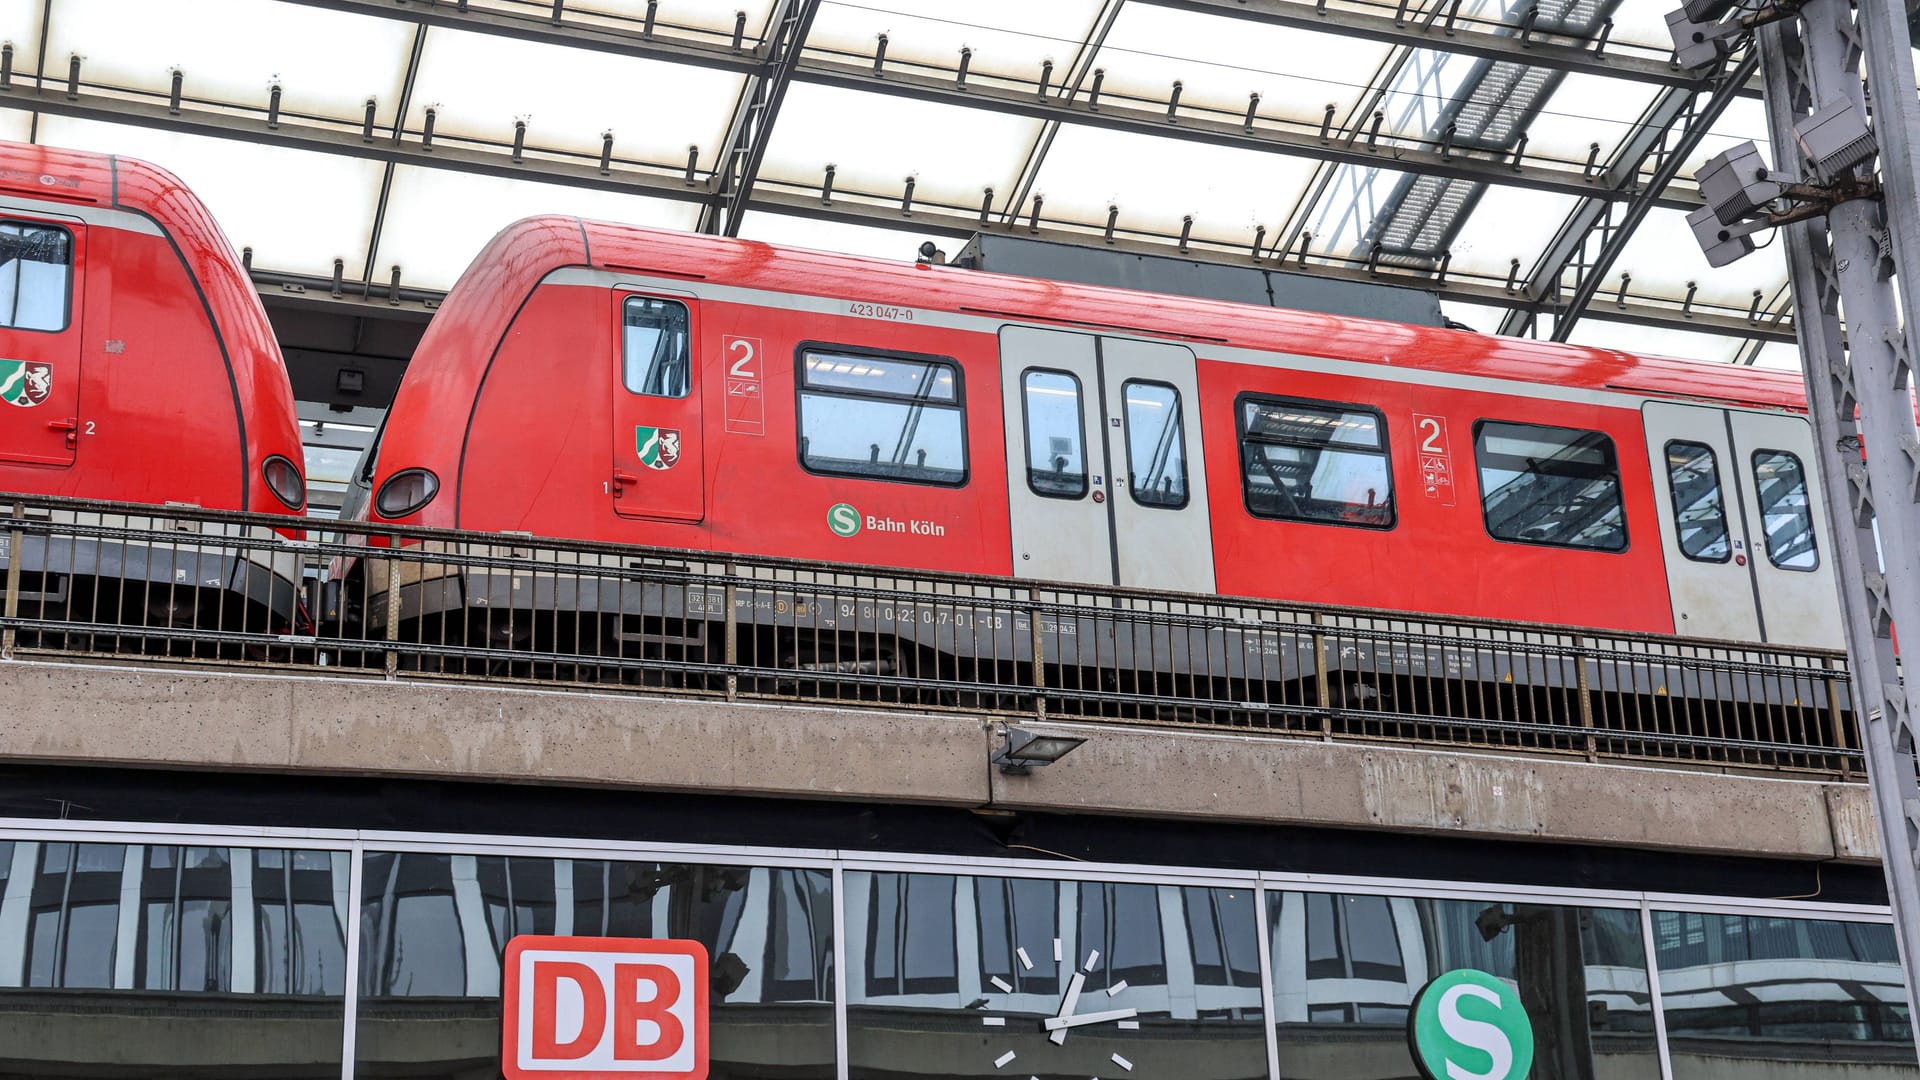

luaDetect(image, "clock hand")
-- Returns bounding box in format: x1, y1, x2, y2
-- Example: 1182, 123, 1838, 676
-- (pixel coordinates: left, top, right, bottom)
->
1043, 1006, 1139, 1030
1048, 971, 1088, 1045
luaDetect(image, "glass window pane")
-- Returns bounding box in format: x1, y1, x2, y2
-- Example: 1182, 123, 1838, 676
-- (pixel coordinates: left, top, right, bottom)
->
1667, 441, 1732, 561
621, 296, 691, 398
1272, 892, 1658, 1080
803, 350, 957, 402
850, 871, 1266, 1080
0, 222, 71, 332
1240, 397, 1394, 527
1659, 912, 1914, 1078
356, 854, 834, 1080
798, 348, 967, 486
1022, 369, 1087, 499
1754, 450, 1819, 571
1476, 420, 1627, 551
1124, 381, 1189, 509
2, 843, 347, 1078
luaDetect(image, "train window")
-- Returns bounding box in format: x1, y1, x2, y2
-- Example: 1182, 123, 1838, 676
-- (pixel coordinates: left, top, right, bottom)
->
1238, 395, 1394, 528
797, 346, 966, 486
1123, 381, 1190, 509
0, 222, 72, 333
1665, 440, 1731, 562
621, 296, 691, 398
1752, 449, 1819, 571
1021, 369, 1086, 499
1475, 420, 1626, 552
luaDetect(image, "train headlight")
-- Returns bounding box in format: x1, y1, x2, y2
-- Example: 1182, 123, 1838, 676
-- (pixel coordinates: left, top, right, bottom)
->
262, 455, 307, 511
375, 468, 440, 519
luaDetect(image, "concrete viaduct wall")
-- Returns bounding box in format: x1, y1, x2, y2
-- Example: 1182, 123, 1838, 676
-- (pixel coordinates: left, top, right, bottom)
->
0, 658, 1880, 863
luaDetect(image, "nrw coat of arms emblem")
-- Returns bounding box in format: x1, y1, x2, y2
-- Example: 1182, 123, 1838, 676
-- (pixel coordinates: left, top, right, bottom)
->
635, 425, 682, 471
0, 360, 52, 408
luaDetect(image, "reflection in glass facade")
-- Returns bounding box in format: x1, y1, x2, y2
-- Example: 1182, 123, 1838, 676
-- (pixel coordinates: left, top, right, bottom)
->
846, 871, 1268, 1080
1656, 911, 1916, 1079
0, 840, 348, 1079
1269, 892, 1661, 1079
354, 853, 835, 1080
0, 830, 1912, 1080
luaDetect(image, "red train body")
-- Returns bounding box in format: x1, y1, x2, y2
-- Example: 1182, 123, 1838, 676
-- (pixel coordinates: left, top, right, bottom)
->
0, 142, 306, 622
352, 216, 1841, 649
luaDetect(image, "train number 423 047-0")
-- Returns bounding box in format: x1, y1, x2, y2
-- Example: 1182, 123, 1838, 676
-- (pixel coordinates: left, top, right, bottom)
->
848, 301, 914, 321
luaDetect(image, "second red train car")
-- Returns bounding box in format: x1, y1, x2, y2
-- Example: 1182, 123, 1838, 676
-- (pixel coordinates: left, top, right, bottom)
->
346, 215, 1840, 650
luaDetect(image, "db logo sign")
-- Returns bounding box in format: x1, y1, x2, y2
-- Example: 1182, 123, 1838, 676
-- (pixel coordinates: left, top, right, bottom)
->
502, 936, 709, 1080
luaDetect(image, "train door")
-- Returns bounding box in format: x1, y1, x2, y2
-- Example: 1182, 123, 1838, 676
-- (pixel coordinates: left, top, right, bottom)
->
0, 216, 84, 468
999, 326, 1214, 591
608, 290, 704, 523
1726, 410, 1843, 647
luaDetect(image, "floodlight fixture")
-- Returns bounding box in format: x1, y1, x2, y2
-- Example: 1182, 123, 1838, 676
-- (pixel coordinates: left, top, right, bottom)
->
1681, 0, 1738, 22
1697, 141, 1795, 225
1687, 204, 1770, 267
992, 727, 1086, 774
1665, 8, 1742, 69
1794, 100, 1877, 181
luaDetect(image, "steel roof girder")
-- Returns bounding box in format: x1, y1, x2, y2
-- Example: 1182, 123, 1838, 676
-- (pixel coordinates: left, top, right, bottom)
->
269, 0, 763, 74
792, 56, 1702, 208
701, 0, 824, 236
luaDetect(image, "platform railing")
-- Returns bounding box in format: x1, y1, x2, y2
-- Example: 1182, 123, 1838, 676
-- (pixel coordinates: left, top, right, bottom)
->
0, 493, 1863, 778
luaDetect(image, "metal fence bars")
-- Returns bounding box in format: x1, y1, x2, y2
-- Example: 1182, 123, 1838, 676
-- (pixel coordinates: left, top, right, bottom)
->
0, 494, 1861, 777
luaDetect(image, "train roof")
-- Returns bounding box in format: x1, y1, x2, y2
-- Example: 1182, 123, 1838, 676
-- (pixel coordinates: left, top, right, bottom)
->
411, 214, 1809, 417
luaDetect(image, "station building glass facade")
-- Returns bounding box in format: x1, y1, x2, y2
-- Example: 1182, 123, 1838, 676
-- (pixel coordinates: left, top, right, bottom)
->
0, 827, 1912, 1080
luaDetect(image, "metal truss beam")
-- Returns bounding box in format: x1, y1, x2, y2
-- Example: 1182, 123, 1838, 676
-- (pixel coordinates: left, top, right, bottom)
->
797, 56, 1702, 208
1496, 47, 1757, 339
271, 0, 760, 74
999, 0, 1126, 227
699, 0, 822, 236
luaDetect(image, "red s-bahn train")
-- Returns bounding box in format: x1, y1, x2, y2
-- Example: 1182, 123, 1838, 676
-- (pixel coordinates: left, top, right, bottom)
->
0, 142, 307, 627
345, 215, 1842, 652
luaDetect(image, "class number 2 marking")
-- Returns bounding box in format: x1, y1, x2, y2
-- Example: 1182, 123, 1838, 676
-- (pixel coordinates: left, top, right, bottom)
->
727, 338, 756, 379
1418, 417, 1444, 454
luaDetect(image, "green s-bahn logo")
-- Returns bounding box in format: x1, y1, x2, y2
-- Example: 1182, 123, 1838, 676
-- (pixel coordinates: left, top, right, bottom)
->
827, 502, 862, 538
1408, 969, 1534, 1080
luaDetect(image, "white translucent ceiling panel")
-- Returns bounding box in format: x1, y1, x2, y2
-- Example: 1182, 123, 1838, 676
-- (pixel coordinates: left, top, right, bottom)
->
0, 111, 29, 143
807, 0, 1101, 80
759, 82, 1039, 208
1525, 73, 1663, 165
36, 115, 383, 277
1095, 6, 1392, 125
1031, 125, 1318, 243
1745, 341, 1807, 371
738, 211, 941, 262
1450, 187, 1583, 279
1609, 205, 1787, 308
0, 2, 41, 58
407, 29, 743, 165
1563, 319, 1745, 364
373, 166, 700, 289
1607, 0, 1688, 53
46, 0, 412, 126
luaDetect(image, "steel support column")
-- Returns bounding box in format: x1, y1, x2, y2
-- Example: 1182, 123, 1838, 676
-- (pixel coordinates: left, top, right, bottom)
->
1762, 0, 1920, 1033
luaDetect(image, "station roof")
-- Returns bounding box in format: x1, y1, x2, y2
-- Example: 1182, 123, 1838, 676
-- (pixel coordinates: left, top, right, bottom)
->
0, 0, 1864, 504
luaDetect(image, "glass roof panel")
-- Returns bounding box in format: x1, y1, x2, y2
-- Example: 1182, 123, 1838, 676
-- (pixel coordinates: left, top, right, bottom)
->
806, 0, 1103, 80
1450, 188, 1585, 278
0, 112, 30, 144
37, 115, 383, 278
1028, 125, 1319, 246
1093, 6, 1393, 126
738, 211, 942, 262
1522, 72, 1665, 165
1299, 164, 1411, 258
372, 165, 701, 289
1746, 341, 1806, 370
407, 29, 744, 165
549, 0, 779, 42
0, 3, 41, 54
46, 0, 412, 127
1676, 95, 1774, 181
1563, 319, 1746, 364
758, 82, 1041, 208
1609, 205, 1787, 308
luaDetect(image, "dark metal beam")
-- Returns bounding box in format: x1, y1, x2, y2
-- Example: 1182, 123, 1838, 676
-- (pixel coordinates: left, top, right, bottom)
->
0, 84, 717, 205
1136, 0, 1702, 88
699, 0, 823, 236
999, 0, 1126, 227
796, 55, 1703, 208
271, 0, 760, 74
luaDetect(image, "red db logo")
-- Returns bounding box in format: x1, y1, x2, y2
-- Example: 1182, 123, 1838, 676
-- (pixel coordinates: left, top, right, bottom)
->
502, 936, 710, 1080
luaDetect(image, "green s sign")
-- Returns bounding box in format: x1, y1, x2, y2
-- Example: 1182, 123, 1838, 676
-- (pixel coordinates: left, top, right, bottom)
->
1407, 969, 1535, 1080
